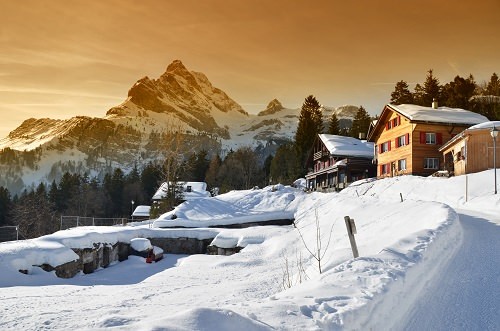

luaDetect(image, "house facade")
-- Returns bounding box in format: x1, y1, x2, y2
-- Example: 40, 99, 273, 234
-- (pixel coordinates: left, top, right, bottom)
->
305, 134, 375, 191
439, 121, 500, 176
368, 104, 489, 177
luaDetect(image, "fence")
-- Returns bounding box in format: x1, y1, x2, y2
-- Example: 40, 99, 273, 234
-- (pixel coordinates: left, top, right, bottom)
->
60, 216, 129, 230
0, 226, 19, 243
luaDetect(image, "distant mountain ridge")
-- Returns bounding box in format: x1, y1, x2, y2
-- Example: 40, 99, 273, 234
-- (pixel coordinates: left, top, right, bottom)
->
0, 60, 359, 193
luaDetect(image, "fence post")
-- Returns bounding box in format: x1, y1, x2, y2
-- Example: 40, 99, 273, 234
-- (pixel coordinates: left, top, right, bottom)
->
93, 217, 95, 226
77, 216, 79, 227
16, 226, 19, 241
60, 216, 63, 230
344, 216, 359, 258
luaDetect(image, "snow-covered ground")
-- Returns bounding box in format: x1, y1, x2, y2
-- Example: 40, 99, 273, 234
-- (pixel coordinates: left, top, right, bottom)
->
0, 170, 499, 330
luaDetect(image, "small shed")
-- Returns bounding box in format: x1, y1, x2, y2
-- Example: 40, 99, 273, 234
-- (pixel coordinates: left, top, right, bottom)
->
152, 181, 211, 202
439, 121, 500, 176
131, 205, 151, 220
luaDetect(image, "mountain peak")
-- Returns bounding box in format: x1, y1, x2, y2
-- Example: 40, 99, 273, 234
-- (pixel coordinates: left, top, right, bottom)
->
165, 60, 189, 75
258, 99, 285, 116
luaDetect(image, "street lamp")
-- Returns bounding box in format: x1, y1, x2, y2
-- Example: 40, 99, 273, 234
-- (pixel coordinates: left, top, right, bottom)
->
131, 200, 135, 219
491, 126, 498, 194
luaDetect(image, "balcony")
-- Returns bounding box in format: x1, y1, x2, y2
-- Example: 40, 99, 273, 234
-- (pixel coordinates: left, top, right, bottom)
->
313, 150, 330, 161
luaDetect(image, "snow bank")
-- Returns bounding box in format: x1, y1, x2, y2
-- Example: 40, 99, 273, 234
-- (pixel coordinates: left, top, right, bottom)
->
153, 184, 303, 228
131, 308, 272, 331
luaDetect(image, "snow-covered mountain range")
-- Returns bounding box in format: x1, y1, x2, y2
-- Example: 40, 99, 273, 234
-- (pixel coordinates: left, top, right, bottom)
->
0, 60, 359, 193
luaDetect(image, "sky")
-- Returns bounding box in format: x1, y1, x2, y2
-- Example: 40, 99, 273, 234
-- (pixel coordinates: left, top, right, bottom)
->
0, 0, 499, 138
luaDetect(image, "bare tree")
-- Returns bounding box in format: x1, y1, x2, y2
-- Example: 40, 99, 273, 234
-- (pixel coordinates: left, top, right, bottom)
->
295, 208, 335, 274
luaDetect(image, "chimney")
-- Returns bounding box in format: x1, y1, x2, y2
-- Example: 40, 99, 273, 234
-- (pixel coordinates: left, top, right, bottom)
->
432, 98, 438, 109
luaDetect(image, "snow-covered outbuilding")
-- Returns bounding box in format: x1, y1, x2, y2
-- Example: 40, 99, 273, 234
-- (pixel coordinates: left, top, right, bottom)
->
368, 103, 489, 177
131, 205, 151, 220
152, 181, 211, 202
305, 134, 376, 191
439, 121, 500, 176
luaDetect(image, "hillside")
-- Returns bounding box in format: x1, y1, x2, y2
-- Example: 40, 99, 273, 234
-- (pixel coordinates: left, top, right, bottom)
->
0, 170, 498, 329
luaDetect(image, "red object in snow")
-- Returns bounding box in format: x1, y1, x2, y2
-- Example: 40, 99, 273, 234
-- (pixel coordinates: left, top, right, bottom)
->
146, 250, 154, 263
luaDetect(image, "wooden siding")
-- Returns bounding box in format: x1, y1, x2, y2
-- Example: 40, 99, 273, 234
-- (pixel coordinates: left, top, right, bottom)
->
441, 130, 500, 175
376, 112, 412, 177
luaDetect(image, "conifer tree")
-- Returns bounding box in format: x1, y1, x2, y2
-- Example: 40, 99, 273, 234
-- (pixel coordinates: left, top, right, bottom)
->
295, 95, 323, 175
327, 112, 340, 135
422, 69, 441, 106
390, 80, 414, 104
0, 186, 11, 226
350, 106, 371, 139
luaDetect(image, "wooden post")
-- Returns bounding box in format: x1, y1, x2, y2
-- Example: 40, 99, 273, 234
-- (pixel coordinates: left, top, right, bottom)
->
344, 216, 359, 258
465, 174, 468, 202
400, 193, 403, 202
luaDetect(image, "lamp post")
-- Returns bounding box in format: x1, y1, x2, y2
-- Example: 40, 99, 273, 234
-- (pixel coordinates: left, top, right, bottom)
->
131, 200, 135, 219
491, 126, 498, 194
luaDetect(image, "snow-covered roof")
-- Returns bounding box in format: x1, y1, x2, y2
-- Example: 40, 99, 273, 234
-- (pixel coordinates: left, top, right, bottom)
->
152, 181, 210, 201
132, 205, 150, 217
440, 121, 500, 150
467, 120, 500, 130
318, 134, 374, 158
388, 104, 488, 125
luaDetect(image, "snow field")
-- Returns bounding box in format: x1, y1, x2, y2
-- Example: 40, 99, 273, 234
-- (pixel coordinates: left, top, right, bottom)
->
2, 171, 499, 329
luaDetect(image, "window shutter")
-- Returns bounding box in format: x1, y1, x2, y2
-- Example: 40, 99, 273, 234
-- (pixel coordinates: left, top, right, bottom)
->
436, 133, 443, 145
378, 144, 382, 153
379, 165, 383, 174
397, 116, 401, 125
388, 140, 391, 151
420, 132, 426, 144
406, 133, 410, 145
395, 138, 399, 148
386, 122, 390, 130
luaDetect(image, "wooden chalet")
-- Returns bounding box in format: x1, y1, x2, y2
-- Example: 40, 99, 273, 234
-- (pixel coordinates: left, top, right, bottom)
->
305, 134, 375, 191
439, 121, 500, 176
367, 103, 489, 177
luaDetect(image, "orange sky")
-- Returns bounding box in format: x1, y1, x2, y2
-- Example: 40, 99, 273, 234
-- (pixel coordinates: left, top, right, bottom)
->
1, 0, 499, 138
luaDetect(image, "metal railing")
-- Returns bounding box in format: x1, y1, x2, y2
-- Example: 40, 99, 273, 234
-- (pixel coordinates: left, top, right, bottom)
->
60, 216, 129, 230
0, 226, 19, 243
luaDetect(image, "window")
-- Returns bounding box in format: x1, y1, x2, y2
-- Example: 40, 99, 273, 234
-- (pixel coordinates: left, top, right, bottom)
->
426, 133, 436, 144
379, 141, 391, 153
424, 158, 439, 169
420, 132, 443, 145
380, 163, 390, 175
396, 135, 406, 147
398, 159, 407, 171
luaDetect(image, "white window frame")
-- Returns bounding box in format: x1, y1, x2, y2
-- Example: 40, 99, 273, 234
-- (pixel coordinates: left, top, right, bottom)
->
397, 135, 406, 147
381, 141, 390, 153
424, 157, 439, 169
398, 159, 407, 171
426, 133, 436, 144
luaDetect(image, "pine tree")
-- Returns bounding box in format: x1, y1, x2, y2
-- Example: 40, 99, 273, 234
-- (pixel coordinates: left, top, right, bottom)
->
422, 69, 441, 106
441, 75, 476, 109
0, 186, 11, 226
485, 73, 500, 96
390, 80, 414, 104
327, 112, 340, 135
350, 106, 371, 139
295, 95, 323, 175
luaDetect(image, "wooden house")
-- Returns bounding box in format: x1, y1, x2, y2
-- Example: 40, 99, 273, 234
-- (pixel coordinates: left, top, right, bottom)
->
305, 134, 376, 191
439, 121, 500, 176
367, 103, 489, 177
